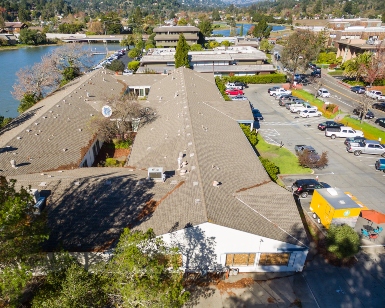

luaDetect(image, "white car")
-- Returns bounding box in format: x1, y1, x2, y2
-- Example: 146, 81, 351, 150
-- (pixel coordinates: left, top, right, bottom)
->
299, 109, 322, 118
317, 88, 330, 98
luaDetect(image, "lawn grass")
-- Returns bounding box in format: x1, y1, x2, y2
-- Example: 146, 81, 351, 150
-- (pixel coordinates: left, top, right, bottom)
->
292, 89, 339, 119
256, 135, 313, 175
340, 116, 385, 141
328, 70, 344, 76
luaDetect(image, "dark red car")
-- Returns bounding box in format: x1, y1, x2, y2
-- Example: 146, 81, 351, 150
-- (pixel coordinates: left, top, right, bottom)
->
225, 89, 244, 96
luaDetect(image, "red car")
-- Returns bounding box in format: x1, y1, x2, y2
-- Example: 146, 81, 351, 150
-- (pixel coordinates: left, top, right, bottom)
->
225, 89, 244, 96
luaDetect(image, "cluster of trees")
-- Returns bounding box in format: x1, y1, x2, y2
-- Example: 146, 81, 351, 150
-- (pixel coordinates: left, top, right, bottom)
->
341, 47, 385, 86
19, 28, 48, 45
13, 43, 92, 113
0, 175, 190, 307
58, 22, 84, 34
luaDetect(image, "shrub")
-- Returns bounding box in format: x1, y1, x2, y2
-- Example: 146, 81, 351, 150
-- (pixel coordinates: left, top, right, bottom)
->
326, 224, 360, 259
105, 158, 121, 167
259, 157, 279, 181
221, 73, 286, 84
128, 61, 140, 72
298, 150, 328, 169
240, 124, 258, 147
113, 139, 132, 149
215, 77, 231, 101
325, 103, 338, 113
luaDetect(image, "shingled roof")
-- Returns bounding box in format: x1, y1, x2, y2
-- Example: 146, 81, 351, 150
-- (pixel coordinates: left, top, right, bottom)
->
129, 68, 308, 247
0, 69, 126, 176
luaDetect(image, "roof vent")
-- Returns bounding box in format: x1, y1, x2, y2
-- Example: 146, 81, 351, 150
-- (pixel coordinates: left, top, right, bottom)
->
35, 122, 39, 125
25, 129, 31, 132
17, 136, 22, 140
63, 148, 67, 152
327, 188, 338, 196
148, 167, 164, 182
213, 181, 221, 187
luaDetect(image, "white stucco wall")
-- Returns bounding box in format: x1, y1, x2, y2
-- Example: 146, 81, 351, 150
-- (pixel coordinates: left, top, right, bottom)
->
160, 222, 308, 273
79, 138, 103, 167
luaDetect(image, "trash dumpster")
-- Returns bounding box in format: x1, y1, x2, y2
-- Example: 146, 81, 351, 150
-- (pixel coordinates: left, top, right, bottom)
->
310, 188, 367, 229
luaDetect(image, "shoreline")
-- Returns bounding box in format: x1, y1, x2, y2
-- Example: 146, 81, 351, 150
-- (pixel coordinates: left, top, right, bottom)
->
0, 42, 63, 52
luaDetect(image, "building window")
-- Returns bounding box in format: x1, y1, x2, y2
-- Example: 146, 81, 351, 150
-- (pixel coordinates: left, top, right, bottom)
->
259, 253, 290, 266
225, 253, 256, 266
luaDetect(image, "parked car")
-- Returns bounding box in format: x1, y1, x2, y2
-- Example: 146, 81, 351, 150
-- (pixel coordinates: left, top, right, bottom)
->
317, 88, 330, 98
311, 68, 321, 78
299, 109, 322, 118
294, 145, 318, 155
291, 179, 326, 198
252, 109, 264, 121
378, 94, 385, 102
346, 140, 385, 157
290, 102, 317, 113
123, 69, 133, 75
225, 89, 244, 96
267, 86, 280, 93
317, 121, 344, 131
308, 63, 317, 70
375, 118, 385, 128
270, 88, 292, 97
350, 86, 366, 94
226, 82, 243, 90
372, 103, 385, 111
278, 95, 295, 106
325, 126, 364, 139
232, 95, 248, 101
344, 136, 366, 146
366, 90, 383, 100
352, 107, 374, 119
375, 158, 385, 172
234, 81, 247, 88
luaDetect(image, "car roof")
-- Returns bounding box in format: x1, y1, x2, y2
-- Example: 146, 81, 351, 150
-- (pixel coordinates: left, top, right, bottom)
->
294, 179, 321, 185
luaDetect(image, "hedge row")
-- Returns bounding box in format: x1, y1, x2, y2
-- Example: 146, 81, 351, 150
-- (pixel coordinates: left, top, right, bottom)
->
221, 73, 287, 84
259, 157, 279, 182
215, 77, 231, 101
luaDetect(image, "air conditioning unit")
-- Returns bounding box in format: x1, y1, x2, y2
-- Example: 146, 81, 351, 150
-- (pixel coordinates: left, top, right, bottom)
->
148, 167, 164, 182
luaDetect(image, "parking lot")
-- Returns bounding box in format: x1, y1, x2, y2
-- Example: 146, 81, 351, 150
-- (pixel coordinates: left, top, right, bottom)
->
244, 84, 385, 219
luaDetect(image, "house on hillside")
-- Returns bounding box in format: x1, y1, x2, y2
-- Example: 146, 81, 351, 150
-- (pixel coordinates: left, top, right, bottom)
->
6, 68, 308, 273
2, 22, 28, 34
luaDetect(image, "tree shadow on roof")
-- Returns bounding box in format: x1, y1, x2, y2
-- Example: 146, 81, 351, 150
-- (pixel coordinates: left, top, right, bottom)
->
0, 106, 43, 136
43, 173, 155, 252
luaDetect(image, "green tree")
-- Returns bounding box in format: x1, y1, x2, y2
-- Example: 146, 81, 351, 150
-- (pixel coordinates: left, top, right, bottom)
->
120, 34, 135, 49
132, 7, 143, 32
198, 18, 213, 37
0, 177, 49, 307
128, 60, 140, 71
174, 33, 190, 68
259, 38, 273, 53
326, 225, 360, 259
32, 262, 108, 308
18, 93, 38, 113
101, 228, 189, 307
239, 24, 244, 37
106, 59, 125, 72
212, 9, 221, 21
281, 29, 325, 85
343, 1, 353, 15
313, 0, 322, 14
19, 29, 47, 45
60, 66, 81, 86
177, 18, 188, 26
252, 18, 272, 39
128, 47, 140, 59
382, 12, 385, 24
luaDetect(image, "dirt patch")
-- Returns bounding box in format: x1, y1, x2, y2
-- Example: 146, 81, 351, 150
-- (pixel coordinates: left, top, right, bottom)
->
113, 148, 130, 159
216, 278, 255, 295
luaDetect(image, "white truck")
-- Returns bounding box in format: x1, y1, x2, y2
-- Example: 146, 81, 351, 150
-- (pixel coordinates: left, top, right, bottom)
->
290, 102, 317, 113
325, 126, 364, 139
270, 88, 292, 97
366, 90, 383, 100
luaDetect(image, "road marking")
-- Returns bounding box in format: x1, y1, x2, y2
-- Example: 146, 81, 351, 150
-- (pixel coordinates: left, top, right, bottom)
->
322, 84, 361, 104
313, 172, 335, 175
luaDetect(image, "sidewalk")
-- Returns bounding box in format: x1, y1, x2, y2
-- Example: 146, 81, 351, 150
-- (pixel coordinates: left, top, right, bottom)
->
191, 271, 318, 308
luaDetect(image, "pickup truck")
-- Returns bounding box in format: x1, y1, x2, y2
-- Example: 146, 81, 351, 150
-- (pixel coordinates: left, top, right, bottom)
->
290, 102, 317, 113
366, 90, 383, 100
269, 88, 292, 97
325, 126, 364, 139
346, 140, 385, 157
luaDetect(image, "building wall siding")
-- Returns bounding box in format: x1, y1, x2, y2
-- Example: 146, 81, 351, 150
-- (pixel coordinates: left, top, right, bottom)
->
160, 222, 307, 273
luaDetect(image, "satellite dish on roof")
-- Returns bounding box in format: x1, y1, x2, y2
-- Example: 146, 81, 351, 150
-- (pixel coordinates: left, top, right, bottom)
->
102, 105, 112, 117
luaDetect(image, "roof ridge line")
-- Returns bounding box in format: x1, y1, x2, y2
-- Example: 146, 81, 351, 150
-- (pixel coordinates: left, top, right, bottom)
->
235, 196, 309, 248
178, 68, 209, 222
235, 180, 271, 193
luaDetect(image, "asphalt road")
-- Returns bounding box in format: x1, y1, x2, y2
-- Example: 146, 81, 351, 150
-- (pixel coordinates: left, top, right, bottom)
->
244, 84, 385, 213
